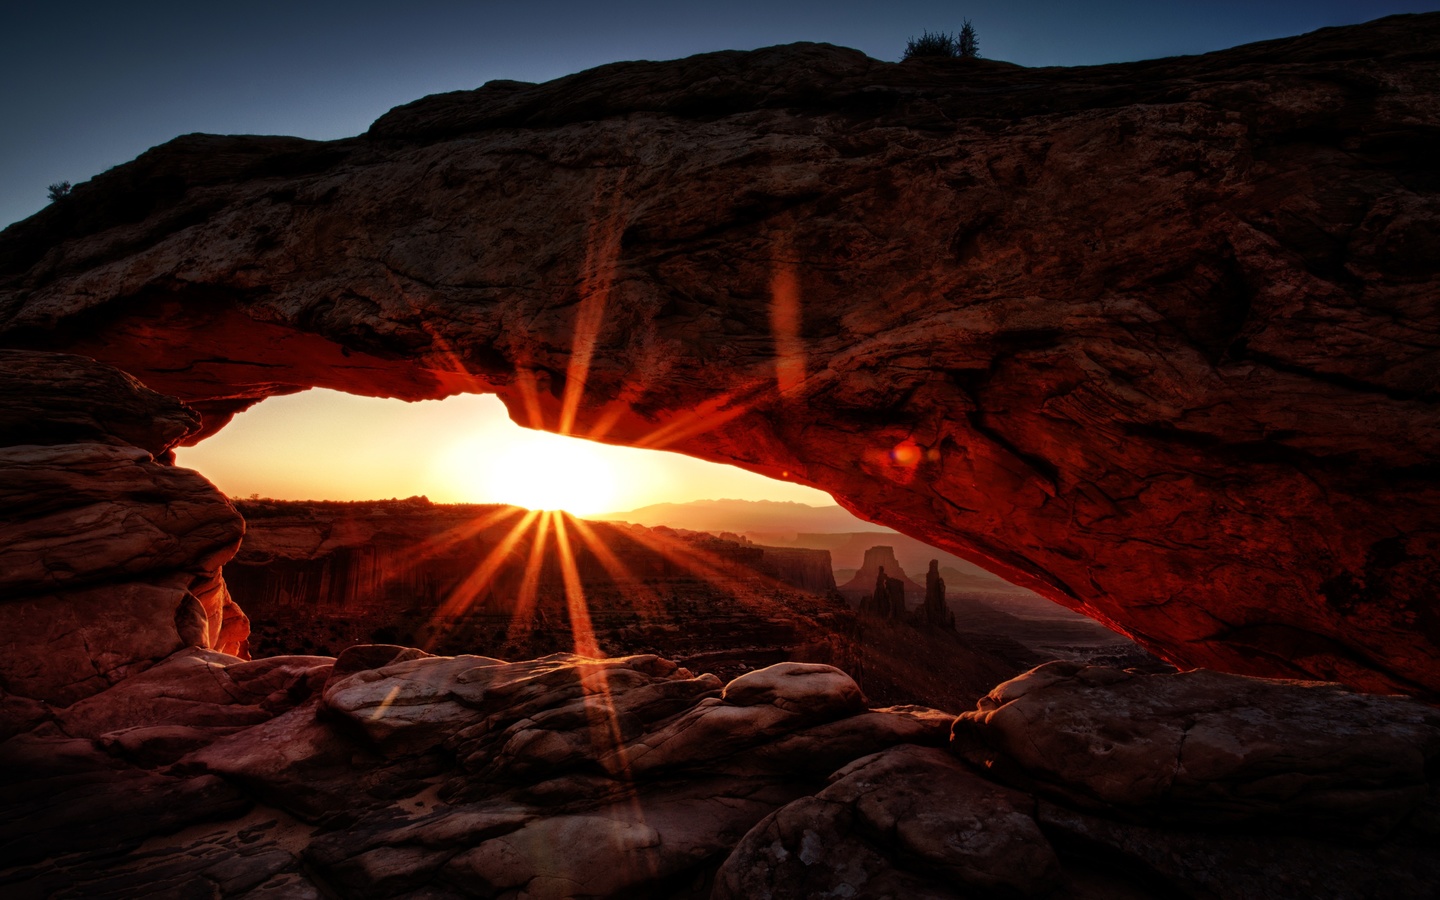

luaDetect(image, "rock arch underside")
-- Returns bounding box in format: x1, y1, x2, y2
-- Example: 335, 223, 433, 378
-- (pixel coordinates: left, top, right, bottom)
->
4, 14, 1439, 703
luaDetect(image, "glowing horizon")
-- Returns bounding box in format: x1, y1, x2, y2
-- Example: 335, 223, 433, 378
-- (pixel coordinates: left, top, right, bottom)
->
173, 388, 835, 516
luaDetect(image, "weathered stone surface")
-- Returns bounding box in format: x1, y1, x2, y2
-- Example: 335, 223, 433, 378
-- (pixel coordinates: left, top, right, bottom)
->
0, 352, 248, 704
0, 349, 200, 456
0, 442, 241, 596
4, 18, 1437, 694
740, 704, 952, 774
329, 642, 434, 682
57, 648, 331, 740
321, 654, 888, 789
0, 417, 247, 705
1037, 800, 1440, 900
441, 778, 802, 899
714, 744, 1063, 899
184, 698, 413, 822
0, 581, 207, 705
0, 732, 253, 870
320, 653, 513, 757
6, 649, 1440, 897
720, 661, 865, 714
952, 662, 1440, 837
178, 654, 952, 894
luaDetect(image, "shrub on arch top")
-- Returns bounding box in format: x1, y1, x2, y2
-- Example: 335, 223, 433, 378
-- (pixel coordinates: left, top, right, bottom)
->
904, 30, 957, 60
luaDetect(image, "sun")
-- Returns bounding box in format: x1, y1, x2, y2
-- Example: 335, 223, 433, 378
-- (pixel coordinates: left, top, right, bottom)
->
448, 430, 620, 515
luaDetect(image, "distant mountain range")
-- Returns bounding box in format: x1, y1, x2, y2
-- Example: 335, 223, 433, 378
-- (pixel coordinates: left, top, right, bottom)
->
592, 498, 892, 537
594, 498, 1042, 600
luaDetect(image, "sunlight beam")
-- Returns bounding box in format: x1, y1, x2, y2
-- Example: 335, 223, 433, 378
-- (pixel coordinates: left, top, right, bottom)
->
567, 517, 670, 619
552, 513, 600, 657
420, 508, 541, 647
506, 510, 555, 644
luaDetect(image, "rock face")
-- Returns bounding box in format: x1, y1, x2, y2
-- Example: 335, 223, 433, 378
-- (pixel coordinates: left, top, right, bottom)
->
922, 559, 955, 628
750, 546, 837, 594
860, 566, 909, 620
0, 352, 247, 706
5, 653, 1437, 898
1, 17, 1439, 696
839, 546, 923, 604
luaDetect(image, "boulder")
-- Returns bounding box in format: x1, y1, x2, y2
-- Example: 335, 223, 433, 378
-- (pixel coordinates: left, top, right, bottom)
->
0, 349, 199, 455
719, 661, 865, 715
0, 581, 203, 705
0, 442, 242, 596
57, 648, 332, 740
952, 662, 1440, 838
714, 744, 1063, 899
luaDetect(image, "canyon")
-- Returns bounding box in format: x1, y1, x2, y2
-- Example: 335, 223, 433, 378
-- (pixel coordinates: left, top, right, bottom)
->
2, 12, 1439, 898
227, 497, 847, 678
225, 497, 1075, 709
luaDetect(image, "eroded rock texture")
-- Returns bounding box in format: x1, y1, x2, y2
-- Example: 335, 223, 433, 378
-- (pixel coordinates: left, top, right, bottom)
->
952, 661, 1440, 838
4, 654, 1437, 898
0, 352, 247, 707
2, 16, 1438, 694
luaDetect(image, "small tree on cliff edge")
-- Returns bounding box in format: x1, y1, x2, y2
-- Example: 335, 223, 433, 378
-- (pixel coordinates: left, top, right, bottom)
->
46, 181, 71, 202
958, 20, 979, 58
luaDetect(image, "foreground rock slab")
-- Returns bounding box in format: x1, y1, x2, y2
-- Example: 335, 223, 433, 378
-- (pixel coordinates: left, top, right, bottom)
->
952, 662, 1440, 838
4, 652, 1438, 898
714, 745, 1062, 899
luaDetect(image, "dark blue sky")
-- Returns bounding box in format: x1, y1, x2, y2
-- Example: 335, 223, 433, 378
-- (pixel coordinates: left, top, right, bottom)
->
4, 0, 1436, 229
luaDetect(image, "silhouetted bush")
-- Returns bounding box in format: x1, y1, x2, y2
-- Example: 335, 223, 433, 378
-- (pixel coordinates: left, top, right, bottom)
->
903, 22, 980, 60
904, 30, 957, 59
46, 181, 71, 202
958, 20, 979, 58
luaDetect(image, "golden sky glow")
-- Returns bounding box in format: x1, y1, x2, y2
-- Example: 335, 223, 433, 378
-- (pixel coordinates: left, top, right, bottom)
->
174, 389, 835, 515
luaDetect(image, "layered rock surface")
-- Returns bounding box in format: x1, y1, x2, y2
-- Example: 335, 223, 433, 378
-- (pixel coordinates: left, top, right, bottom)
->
3, 16, 1437, 694
4, 654, 1436, 898
0, 352, 247, 708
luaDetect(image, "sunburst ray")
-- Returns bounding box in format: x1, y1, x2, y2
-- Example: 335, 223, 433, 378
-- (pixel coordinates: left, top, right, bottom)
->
506, 510, 556, 644
418, 508, 541, 647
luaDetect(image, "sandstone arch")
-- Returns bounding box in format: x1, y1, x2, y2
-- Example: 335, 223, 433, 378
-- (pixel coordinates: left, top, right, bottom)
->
3, 15, 1438, 698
